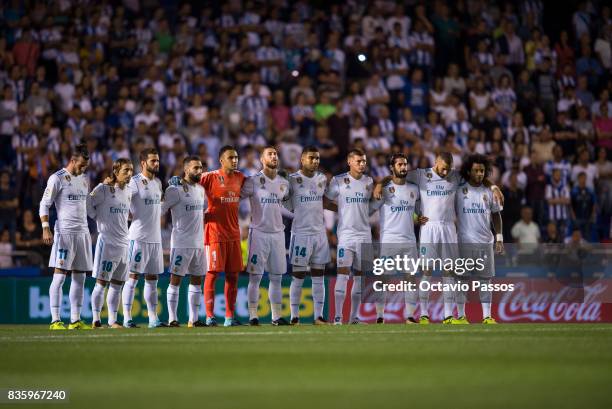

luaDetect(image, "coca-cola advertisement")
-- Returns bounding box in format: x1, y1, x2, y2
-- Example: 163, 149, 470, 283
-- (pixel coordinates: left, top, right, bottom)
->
329, 277, 612, 323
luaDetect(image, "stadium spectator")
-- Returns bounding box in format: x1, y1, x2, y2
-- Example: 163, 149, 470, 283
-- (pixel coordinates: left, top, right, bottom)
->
511, 206, 541, 244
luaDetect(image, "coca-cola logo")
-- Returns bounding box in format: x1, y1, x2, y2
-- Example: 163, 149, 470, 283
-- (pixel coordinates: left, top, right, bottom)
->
497, 282, 605, 322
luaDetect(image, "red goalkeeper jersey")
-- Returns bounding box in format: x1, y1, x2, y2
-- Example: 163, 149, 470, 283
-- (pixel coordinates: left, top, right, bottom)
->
199, 169, 245, 244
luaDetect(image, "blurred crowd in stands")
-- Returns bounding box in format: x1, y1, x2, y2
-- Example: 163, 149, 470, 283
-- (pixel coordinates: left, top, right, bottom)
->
0, 0, 611, 268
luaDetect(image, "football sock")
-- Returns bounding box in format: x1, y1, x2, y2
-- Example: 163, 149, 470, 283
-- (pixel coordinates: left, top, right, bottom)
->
247, 273, 263, 319
311, 276, 325, 319
224, 272, 238, 318
91, 282, 105, 322
349, 277, 362, 321
49, 273, 65, 322
289, 277, 304, 319
269, 273, 283, 321
334, 274, 349, 320
375, 302, 385, 319
106, 283, 121, 326
405, 286, 418, 318
167, 284, 179, 323
69, 272, 85, 323
443, 276, 455, 318
143, 279, 159, 324
188, 284, 201, 323
121, 277, 138, 322
204, 272, 217, 318
419, 276, 430, 316
479, 279, 492, 318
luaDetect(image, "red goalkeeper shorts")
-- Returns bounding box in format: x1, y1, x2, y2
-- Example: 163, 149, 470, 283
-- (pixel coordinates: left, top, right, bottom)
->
205, 241, 243, 273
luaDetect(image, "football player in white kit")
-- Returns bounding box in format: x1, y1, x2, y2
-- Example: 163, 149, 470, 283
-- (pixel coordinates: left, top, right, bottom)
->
286, 146, 337, 325
242, 146, 291, 326
122, 148, 167, 328
374, 151, 504, 324
325, 149, 374, 325
40, 143, 93, 330
88, 158, 134, 328
161, 156, 207, 327
370, 154, 426, 324
455, 154, 503, 324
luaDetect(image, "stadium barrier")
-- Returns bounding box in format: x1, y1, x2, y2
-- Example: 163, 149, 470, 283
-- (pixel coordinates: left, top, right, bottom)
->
0, 275, 319, 324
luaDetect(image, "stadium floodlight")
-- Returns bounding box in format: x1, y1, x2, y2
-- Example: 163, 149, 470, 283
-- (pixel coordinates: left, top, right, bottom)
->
358, 53, 367, 62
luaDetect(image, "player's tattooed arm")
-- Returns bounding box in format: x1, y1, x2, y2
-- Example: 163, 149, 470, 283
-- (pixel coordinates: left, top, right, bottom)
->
323, 196, 337, 212
482, 179, 505, 207
492, 212, 504, 254
372, 176, 393, 200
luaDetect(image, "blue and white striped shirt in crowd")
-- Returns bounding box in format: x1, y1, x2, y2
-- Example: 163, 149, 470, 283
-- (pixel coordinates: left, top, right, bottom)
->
545, 182, 570, 221
409, 32, 434, 66
242, 95, 269, 131
257, 46, 282, 85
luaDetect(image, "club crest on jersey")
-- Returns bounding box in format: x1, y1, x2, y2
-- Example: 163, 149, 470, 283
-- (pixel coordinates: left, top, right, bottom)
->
389, 186, 395, 194
218, 175, 225, 185
183, 184, 189, 193
110, 186, 115, 194
410, 191, 415, 199
296, 177, 303, 185
427, 172, 433, 179
260, 177, 265, 186
318, 182, 323, 188
142, 179, 148, 186
344, 177, 350, 188
483, 194, 488, 202
462, 187, 468, 195
64, 175, 71, 183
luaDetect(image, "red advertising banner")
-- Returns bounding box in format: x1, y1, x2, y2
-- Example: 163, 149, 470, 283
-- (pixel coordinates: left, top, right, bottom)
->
328, 277, 612, 323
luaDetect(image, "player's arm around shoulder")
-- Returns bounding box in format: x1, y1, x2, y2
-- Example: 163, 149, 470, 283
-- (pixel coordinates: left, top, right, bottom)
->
161, 185, 180, 214
86, 183, 106, 220
372, 174, 393, 200
482, 177, 505, 207
240, 174, 255, 199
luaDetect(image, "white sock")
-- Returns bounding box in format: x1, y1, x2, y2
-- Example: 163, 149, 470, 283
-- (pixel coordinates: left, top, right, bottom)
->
456, 282, 467, 318
419, 276, 430, 317
311, 276, 325, 319
188, 284, 201, 323
106, 283, 121, 325
49, 273, 66, 322
349, 277, 362, 322
334, 274, 349, 320
443, 276, 455, 318
480, 279, 492, 318
69, 273, 85, 323
375, 302, 385, 319
122, 277, 138, 322
91, 282, 105, 322
144, 279, 159, 324
247, 274, 263, 319
269, 274, 283, 321
405, 284, 418, 319
289, 277, 304, 319
167, 284, 180, 323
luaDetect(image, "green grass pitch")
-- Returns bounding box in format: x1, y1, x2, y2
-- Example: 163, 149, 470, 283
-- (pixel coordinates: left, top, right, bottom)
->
1, 324, 611, 409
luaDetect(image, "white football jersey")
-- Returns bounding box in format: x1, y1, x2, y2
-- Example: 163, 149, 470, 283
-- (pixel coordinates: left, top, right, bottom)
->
286, 170, 327, 235
87, 183, 131, 247
371, 181, 420, 243
325, 172, 373, 242
39, 168, 89, 233
127, 173, 162, 243
407, 168, 461, 223
241, 171, 290, 233
162, 182, 207, 249
455, 182, 502, 243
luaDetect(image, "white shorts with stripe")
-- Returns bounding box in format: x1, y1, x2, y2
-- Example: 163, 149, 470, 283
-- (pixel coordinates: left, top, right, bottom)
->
92, 236, 128, 282
169, 248, 207, 276
49, 232, 93, 271
127, 240, 163, 275
246, 229, 286, 275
